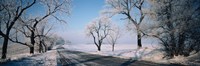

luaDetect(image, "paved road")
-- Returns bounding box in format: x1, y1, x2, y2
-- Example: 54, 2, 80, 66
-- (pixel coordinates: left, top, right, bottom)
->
57, 49, 183, 66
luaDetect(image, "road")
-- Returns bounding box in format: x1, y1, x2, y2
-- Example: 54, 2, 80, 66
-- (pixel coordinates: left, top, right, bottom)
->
57, 49, 183, 66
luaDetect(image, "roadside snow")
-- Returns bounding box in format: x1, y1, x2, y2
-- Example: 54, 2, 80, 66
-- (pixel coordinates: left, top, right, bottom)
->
141, 49, 167, 63
0, 50, 57, 66
36, 50, 57, 66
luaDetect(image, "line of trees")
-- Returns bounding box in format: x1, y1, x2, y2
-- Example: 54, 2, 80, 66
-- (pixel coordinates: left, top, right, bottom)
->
0, 0, 71, 59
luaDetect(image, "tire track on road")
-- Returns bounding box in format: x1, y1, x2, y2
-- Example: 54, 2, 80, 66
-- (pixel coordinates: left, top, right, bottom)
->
57, 50, 75, 66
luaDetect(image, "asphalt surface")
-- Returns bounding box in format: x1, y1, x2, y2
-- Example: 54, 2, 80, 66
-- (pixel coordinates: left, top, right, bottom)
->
57, 49, 184, 66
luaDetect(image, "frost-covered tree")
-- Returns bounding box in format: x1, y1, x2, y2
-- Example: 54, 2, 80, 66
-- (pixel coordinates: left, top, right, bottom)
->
0, 0, 36, 59
107, 25, 121, 51
17, 0, 71, 54
147, 0, 200, 58
105, 0, 146, 48
86, 16, 112, 51
36, 22, 53, 53
0, 0, 71, 59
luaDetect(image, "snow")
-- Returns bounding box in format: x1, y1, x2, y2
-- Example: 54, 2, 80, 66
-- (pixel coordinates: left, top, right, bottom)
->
62, 44, 157, 59
141, 49, 166, 63
9, 53, 32, 61
0, 50, 57, 66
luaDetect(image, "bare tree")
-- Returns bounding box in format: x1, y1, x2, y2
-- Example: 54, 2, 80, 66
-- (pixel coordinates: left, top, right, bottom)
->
105, 0, 146, 48
0, 0, 36, 59
36, 23, 53, 53
86, 16, 112, 51
107, 25, 121, 51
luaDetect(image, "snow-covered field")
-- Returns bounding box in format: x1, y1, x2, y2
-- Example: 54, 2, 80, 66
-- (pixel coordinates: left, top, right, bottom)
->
62, 44, 160, 60
62, 43, 200, 65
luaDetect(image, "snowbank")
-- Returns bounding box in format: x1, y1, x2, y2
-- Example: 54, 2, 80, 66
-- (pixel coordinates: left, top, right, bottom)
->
141, 49, 167, 63
0, 50, 57, 66
34, 50, 57, 66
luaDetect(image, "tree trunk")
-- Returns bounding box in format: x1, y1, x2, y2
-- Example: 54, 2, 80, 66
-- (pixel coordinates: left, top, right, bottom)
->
137, 31, 142, 48
97, 46, 101, 51
178, 34, 185, 55
29, 46, 34, 54
42, 41, 47, 52
112, 44, 114, 51
97, 41, 102, 51
30, 43, 35, 54
30, 31, 35, 54
39, 41, 43, 53
170, 33, 176, 56
98, 47, 101, 51
1, 37, 8, 59
43, 43, 47, 52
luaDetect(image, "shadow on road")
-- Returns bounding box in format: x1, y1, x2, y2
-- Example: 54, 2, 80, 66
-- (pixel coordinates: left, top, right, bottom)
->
120, 59, 137, 66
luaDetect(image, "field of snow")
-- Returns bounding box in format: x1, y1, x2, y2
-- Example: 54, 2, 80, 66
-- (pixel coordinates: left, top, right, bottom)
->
62, 44, 159, 60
